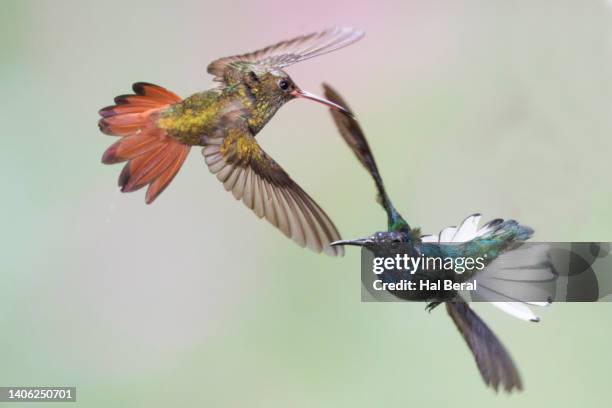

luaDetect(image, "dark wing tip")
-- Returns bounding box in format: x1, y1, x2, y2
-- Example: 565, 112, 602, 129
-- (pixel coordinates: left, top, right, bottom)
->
132, 82, 155, 95
113, 94, 133, 105
99, 105, 118, 118
98, 119, 111, 135
118, 163, 131, 190
322, 83, 351, 110
445, 302, 523, 393
101, 141, 123, 164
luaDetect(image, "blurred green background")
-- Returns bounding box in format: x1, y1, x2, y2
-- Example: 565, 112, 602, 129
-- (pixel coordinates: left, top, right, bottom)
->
1, 0, 611, 406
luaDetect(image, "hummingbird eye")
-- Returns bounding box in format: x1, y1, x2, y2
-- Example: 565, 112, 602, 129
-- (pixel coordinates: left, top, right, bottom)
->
277, 79, 290, 91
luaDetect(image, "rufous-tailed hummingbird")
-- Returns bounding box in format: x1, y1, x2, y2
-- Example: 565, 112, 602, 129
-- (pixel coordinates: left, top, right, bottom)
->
99, 28, 364, 256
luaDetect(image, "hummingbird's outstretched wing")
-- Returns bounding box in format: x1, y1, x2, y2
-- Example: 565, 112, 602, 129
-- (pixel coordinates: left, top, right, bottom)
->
207, 27, 364, 82
321, 84, 387, 200
446, 301, 523, 392
322, 83, 409, 231
201, 127, 343, 256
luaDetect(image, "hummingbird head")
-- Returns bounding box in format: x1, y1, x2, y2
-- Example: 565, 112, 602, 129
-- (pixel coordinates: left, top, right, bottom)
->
242, 67, 353, 119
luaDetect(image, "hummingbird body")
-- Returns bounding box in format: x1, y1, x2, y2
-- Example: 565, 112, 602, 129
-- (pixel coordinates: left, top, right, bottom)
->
322, 84, 551, 392
99, 28, 364, 255
157, 68, 295, 145
156, 89, 224, 145
356, 220, 534, 304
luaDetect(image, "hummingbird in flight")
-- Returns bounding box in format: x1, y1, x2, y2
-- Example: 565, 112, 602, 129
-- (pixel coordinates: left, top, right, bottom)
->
99, 28, 364, 256
322, 84, 552, 392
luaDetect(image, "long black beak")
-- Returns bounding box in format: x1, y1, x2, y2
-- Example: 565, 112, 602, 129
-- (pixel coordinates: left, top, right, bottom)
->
292, 89, 355, 118
330, 238, 372, 247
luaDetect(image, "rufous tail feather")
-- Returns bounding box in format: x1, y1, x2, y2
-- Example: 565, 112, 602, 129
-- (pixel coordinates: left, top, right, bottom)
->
99, 82, 189, 204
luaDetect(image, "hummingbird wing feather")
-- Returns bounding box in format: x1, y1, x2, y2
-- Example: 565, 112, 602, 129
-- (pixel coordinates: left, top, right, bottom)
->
427, 215, 550, 320
472, 243, 555, 317
446, 301, 523, 392
321, 84, 384, 194
201, 128, 343, 256
322, 83, 409, 231
207, 27, 364, 82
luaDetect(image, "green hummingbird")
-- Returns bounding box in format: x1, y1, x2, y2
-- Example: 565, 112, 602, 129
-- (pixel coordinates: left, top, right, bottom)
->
322, 83, 552, 392
99, 28, 364, 256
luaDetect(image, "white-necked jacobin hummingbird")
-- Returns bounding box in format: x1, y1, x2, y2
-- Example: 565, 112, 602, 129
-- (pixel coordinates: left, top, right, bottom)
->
322, 83, 552, 392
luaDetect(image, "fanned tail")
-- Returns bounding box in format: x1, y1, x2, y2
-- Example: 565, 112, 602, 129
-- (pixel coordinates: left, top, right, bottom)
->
99, 82, 189, 203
